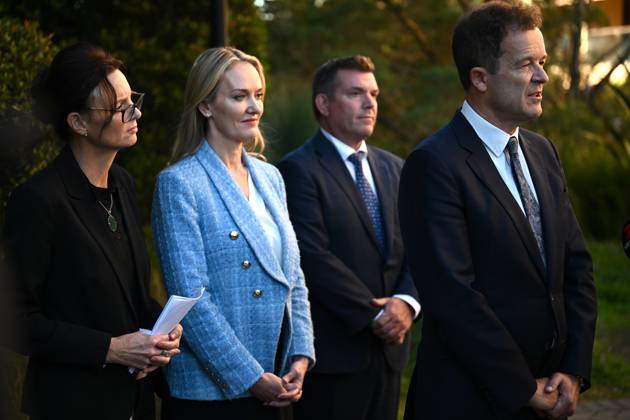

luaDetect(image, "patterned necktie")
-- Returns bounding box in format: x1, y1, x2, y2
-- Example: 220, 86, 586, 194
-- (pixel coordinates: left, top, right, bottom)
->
348, 152, 385, 254
507, 137, 546, 265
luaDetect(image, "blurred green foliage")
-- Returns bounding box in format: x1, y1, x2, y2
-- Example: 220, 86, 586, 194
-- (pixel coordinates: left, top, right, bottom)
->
576, 241, 630, 400
261, 0, 629, 239
1, 1, 629, 418
0, 17, 60, 223
1, 0, 627, 238
0, 0, 267, 224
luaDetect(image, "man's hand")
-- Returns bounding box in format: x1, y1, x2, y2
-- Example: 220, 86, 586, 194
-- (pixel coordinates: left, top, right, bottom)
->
544, 372, 580, 418
529, 377, 558, 416
370, 297, 413, 344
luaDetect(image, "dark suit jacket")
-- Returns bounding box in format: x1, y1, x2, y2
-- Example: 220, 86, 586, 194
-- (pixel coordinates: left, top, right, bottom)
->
278, 130, 418, 374
3, 147, 162, 420
399, 111, 596, 420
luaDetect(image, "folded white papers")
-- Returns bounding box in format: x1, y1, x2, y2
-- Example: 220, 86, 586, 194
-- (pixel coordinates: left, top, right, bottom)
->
129, 288, 205, 373
151, 287, 205, 336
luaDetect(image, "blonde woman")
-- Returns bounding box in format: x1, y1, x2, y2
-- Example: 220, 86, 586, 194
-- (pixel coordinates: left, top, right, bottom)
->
152, 47, 315, 419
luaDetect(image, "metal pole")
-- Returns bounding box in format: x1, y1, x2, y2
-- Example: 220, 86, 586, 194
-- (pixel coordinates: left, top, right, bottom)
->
210, 0, 229, 47
569, 0, 583, 99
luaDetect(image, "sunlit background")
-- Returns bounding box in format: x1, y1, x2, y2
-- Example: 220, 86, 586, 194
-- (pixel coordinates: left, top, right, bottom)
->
0, 1, 628, 419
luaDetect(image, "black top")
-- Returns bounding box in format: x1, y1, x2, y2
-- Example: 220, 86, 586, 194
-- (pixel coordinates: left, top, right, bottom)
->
4, 146, 162, 419
89, 181, 141, 312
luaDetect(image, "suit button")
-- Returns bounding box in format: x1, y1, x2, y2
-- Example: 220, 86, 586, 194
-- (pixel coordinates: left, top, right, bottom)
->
253, 289, 263, 298
229, 231, 239, 240
241, 260, 251, 269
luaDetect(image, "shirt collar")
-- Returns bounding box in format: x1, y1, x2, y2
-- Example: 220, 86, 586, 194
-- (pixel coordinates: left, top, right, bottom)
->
460, 100, 520, 158
320, 128, 368, 161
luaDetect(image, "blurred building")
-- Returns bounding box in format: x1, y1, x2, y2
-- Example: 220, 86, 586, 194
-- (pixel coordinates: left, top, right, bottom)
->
583, 0, 629, 87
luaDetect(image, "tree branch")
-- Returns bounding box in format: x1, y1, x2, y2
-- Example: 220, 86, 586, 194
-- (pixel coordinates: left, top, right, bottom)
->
380, 0, 436, 62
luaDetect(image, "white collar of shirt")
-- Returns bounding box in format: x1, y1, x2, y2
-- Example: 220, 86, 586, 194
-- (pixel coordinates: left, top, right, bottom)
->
320, 128, 368, 159
460, 100, 519, 158
320, 128, 376, 194
459, 101, 539, 214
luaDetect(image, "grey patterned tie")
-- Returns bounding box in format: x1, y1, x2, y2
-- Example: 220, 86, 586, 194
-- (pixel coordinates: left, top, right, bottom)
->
507, 137, 546, 265
348, 152, 385, 254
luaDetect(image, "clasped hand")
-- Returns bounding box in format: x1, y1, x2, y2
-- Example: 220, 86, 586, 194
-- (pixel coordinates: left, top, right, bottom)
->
529, 373, 580, 419
370, 297, 413, 344
249, 357, 309, 407
106, 324, 183, 377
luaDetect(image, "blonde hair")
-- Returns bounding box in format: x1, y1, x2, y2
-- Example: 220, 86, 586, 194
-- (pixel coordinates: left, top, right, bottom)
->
170, 47, 266, 164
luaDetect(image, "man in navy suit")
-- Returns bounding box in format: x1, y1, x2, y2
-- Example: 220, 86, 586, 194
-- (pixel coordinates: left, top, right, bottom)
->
278, 55, 420, 420
399, 2, 596, 419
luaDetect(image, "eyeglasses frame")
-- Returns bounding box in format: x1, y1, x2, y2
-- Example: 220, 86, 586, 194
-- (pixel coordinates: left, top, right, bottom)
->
86, 91, 145, 123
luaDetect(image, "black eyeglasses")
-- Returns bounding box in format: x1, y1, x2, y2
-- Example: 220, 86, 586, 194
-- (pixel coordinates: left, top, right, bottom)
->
86, 92, 145, 123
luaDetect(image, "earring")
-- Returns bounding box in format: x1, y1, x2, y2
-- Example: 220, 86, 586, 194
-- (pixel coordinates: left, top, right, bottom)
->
84, 131, 88, 137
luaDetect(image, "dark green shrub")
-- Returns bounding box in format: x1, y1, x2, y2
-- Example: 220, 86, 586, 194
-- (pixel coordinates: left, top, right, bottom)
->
0, 18, 59, 222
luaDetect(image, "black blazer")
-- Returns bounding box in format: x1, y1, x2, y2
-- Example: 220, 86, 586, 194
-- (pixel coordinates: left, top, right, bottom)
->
4, 147, 162, 420
399, 111, 597, 420
278, 130, 418, 374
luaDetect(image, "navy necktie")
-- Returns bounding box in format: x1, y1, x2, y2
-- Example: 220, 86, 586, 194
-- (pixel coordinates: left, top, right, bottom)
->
507, 137, 546, 265
348, 152, 385, 254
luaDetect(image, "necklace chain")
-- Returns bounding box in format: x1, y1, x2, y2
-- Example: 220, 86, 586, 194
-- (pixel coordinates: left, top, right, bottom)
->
97, 192, 118, 232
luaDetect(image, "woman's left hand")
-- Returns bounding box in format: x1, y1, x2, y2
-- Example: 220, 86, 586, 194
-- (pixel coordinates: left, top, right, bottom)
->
267, 356, 309, 406
144, 324, 183, 371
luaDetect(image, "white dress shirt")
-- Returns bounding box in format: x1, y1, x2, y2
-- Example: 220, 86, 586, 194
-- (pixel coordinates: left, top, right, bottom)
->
248, 173, 283, 267
460, 101, 540, 215
321, 129, 421, 319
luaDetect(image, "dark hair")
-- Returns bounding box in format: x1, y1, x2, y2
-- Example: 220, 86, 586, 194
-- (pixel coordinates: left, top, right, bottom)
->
30, 42, 123, 140
452, 1, 542, 90
311, 55, 375, 121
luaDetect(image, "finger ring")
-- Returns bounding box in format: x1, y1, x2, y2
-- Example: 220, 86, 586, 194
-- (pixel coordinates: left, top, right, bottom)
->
160, 350, 168, 357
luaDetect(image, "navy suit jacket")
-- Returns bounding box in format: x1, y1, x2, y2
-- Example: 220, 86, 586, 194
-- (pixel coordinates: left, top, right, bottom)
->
399, 111, 596, 420
278, 130, 418, 374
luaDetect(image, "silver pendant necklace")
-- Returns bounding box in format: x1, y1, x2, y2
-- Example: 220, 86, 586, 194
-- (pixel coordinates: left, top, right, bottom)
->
97, 192, 118, 232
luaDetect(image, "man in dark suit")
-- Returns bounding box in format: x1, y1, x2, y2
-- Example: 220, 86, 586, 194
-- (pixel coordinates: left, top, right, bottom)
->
399, 2, 597, 419
278, 55, 420, 420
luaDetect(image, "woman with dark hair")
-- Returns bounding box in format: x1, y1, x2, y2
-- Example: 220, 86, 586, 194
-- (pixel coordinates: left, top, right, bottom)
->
3, 42, 182, 420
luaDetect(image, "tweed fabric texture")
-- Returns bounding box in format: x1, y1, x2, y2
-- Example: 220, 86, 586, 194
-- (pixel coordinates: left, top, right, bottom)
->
152, 141, 315, 401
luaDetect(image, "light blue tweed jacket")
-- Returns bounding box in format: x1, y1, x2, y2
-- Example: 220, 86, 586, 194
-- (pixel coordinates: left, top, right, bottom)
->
152, 141, 315, 401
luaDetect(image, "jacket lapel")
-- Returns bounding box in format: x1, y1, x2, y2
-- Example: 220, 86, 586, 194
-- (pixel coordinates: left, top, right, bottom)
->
367, 149, 394, 257
114, 174, 153, 316
246, 156, 294, 281
312, 132, 382, 254
54, 147, 139, 322
452, 112, 546, 280
519, 132, 556, 280
195, 141, 287, 285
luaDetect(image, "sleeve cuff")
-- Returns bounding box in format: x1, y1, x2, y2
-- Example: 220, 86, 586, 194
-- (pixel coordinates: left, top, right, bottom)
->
392, 294, 421, 319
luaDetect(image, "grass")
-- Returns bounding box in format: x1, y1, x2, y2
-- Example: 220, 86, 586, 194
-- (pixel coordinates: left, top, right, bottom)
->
397, 240, 630, 419
584, 241, 630, 399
